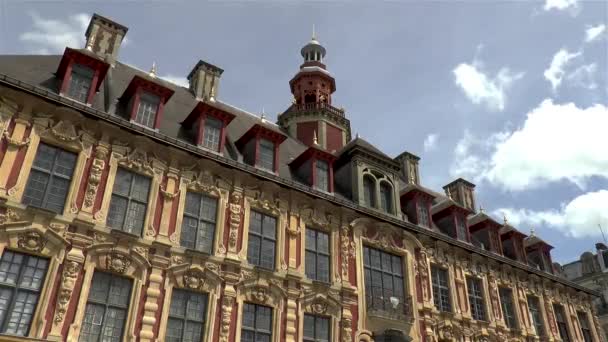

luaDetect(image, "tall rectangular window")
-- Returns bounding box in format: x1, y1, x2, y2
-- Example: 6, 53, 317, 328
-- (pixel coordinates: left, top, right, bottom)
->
499, 287, 517, 329
80, 272, 132, 342
528, 296, 545, 336
23, 143, 77, 214
180, 192, 218, 254
258, 138, 275, 171
577, 311, 593, 342
554, 304, 571, 342
315, 160, 330, 192
241, 303, 272, 342
166, 289, 208, 342
202, 117, 222, 152
303, 314, 330, 342
0, 251, 48, 336
305, 228, 330, 283
247, 211, 276, 270
134, 92, 159, 128
431, 266, 451, 312
363, 246, 404, 312
466, 277, 486, 321
107, 168, 151, 236
456, 216, 468, 242
417, 201, 430, 227
67, 64, 94, 103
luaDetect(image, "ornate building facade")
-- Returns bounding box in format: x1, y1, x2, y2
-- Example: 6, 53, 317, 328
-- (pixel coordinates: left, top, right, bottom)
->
0, 13, 602, 342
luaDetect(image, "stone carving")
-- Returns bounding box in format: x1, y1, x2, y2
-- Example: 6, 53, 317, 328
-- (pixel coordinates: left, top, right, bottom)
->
205, 262, 220, 274
544, 298, 558, 337
50, 120, 80, 142
488, 274, 501, 321
286, 223, 300, 237
341, 315, 353, 342
54, 261, 81, 325
105, 252, 131, 274
188, 170, 218, 194
133, 246, 148, 258
228, 189, 243, 253
219, 296, 235, 342
120, 148, 154, 173
169, 231, 178, 243
17, 231, 46, 253
171, 255, 184, 265
183, 269, 206, 291
417, 249, 430, 302
252, 286, 268, 303
93, 232, 108, 243
340, 226, 355, 282
83, 145, 108, 208
0, 208, 20, 225
4, 132, 30, 147
159, 184, 179, 199
311, 300, 327, 314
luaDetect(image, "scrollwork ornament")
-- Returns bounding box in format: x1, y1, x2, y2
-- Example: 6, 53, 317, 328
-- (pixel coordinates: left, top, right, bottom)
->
83, 147, 107, 208
252, 286, 268, 303
183, 269, 206, 290
133, 246, 148, 258
105, 252, 131, 274
17, 231, 46, 253
53, 261, 81, 325
0, 208, 20, 225
219, 296, 235, 342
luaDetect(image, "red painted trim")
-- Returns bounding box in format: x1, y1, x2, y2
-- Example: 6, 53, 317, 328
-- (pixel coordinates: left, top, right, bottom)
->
60, 61, 73, 95
167, 184, 179, 238
196, 115, 206, 146
6, 125, 32, 190
228, 300, 238, 342
93, 146, 111, 215
151, 270, 166, 339
61, 256, 86, 337
42, 261, 63, 338
211, 295, 222, 341
133, 272, 149, 338
85, 68, 100, 104
328, 161, 334, 193
129, 88, 141, 121
219, 124, 227, 153
76, 149, 95, 209
153, 97, 165, 129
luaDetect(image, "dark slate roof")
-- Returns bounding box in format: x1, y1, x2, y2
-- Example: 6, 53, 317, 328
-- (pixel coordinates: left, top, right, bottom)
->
0, 53, 308, 183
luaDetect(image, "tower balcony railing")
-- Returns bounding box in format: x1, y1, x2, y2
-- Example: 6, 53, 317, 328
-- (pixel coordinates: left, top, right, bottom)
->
365, 293, 414, 322
282, 102, 345, 118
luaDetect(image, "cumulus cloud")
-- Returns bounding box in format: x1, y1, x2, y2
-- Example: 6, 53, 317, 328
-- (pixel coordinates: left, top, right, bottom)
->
493, 190, 608, 238
450, 100, 608, 191
19, 12, 91, 54
423, 133, 439, 152
543, 0, 579, 13
453, 61, 524, 111
585, 24, 606, 43
543, 48, 581, 91
160, 75, 189, 88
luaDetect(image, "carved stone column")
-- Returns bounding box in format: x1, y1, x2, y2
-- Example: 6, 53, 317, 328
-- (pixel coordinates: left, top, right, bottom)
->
226, 186, 243, 261
157, 166, 180, 243
80, 141, 110, 215
454, 260, 468, 317
285, 283, 300, 342
139, 248, 168, 342
340, 226, 355, 287
0, 114, 30, 195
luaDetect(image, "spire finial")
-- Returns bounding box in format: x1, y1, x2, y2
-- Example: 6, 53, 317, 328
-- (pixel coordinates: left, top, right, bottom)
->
530, 227, 536, 236
479, 205, 484, 213
86, 34, 95, 51
355, 132, 360, 139
312, 24, 316, 40
313, 130, 319, 145
261, 107, 266, 123
503, 214, 508, 225
149, 62, 157, 78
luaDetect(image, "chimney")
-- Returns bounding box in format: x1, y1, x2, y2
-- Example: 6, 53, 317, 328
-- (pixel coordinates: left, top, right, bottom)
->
84, 13, 128, 63
443, 178, 476, 212
395, 151, 420, 185
188, 60, 224, 101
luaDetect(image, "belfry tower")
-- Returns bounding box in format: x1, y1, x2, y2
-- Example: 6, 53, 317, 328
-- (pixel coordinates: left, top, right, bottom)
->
277, 31, 351, 153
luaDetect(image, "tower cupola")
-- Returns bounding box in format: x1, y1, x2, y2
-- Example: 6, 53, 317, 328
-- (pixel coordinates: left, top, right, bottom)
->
300, 31, 326, 67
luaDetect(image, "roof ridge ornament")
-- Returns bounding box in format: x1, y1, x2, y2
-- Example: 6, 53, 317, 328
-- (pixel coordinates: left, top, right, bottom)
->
86, 33, 95, 51
261, 107, 266, 123
503, 214, 508, 225
149, 62, 157, 78
312, 24, 316, 40
530, 227, 536, 237
479, 205, 484, 213
313, 130, 318, 145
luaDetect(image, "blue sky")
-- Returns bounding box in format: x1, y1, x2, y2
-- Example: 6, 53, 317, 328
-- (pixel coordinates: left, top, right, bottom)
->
0, 0, 606, 263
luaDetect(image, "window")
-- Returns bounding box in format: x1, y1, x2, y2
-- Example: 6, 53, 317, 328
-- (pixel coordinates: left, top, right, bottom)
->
258, 138, 275, 171
431, 266, 451, 312
499, 288, 517, 329
67, 64, 94, 103
0, 251, 48, 336
315, 160, 330, 192
554, 304, 571, 342
305, 228, 330, 283
303, 314, 330, 342
456, 216, 468, 242
417, 200, 430, 227
363, 246, 404, 312
577, 311, 593, 342
202, 116, 222, 152
379, 182, 393, 214
134, 92, 159, 128
23, 143, 77, 214
247, 211, 276, 270
466, 277, 485, 321
363, 176, 376, 208
241, 303, 272, 342
180, 192, 218, 254
107, 168, 151, 236
528, 296, 545, 336
80, 272, 132, 342
166, 289, 208, 342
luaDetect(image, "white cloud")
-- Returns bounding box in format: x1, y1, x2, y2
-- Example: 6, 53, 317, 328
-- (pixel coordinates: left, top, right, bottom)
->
450, 100, 608, 191
543, 48, 581, 91
543, 0, 579, 12
19, 12, 91, 54
566, 63, 597, 90
493, 190, 608, 238
585, 24, 606, 43
453, 62, 524, 111
160, 75, 189, 88
423, 133, 439, 152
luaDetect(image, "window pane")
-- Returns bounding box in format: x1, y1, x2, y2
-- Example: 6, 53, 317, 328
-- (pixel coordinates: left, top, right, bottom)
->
203, 116, 222, 151
166, 318, 184, 342
363, 176, 375, 207
131, 174, 151, 202
247, 235, 261, 267
258, 138, 275, 171
135, 92, 159, 128
315, 160, 329, 191
124, 201, 147, 235
80, 303, 105, 342
68, 64, 94, 103
107, 195, 128, 230
262, 215, 276, 239
380, 182, 393, 213
180, 216, 198, 249
4, 291, 38, 335
22, 170, 49, 208
260, 239, 275, 269
113, 168, 132, 196
45, 177, 71, 213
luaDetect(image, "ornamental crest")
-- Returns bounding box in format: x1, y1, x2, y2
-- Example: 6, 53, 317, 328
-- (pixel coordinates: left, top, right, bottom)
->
105, 252, 131, 274
17, 231, 46, 253
183, 269, 206, 291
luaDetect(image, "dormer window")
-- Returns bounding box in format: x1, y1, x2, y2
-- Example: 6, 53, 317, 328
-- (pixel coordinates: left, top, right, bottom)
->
134, 91, 160, 128
202, 116, 222, 151
259, 138, 275, 171
67, 64, 94, 102
432, 202, 472, 242
315, 159, 329, 192
182, 101, 234, 153
56, 48, 109, 105
417, 200, 430, 227
290, 147, 336, 192
400, 186, 435, 229
122, 75, 174, 130
236, 124, 286, 174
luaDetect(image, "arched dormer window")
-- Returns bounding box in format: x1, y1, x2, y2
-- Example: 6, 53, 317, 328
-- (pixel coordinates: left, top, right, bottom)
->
363, 175, 376, 208
379, 182, 393, 214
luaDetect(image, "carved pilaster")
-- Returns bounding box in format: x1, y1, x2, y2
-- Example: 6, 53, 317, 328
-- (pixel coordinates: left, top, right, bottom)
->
139, 252, 169, 342
219, 291, 236, 342
340, 226, 355, 286
81, 142, 109, 214
341, 306, 353, 342
0, 113, 30, 194
227, 187, 243, 260
157, 166, 180, 242
52, 261, 81, 328
285, 286, 300, 342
